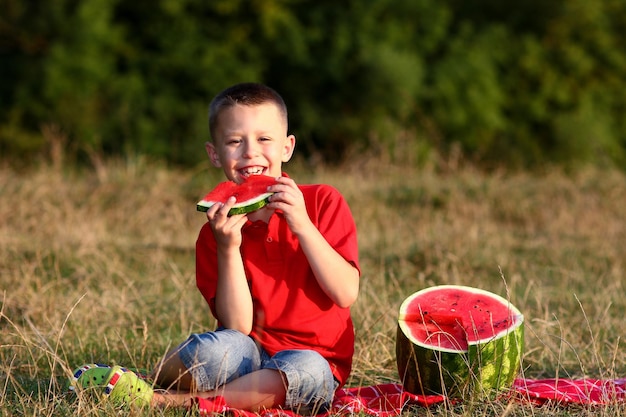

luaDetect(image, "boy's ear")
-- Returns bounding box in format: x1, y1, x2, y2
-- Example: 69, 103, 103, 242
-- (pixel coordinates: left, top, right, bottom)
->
282, 134, 296, 163
205, 141, 222, 167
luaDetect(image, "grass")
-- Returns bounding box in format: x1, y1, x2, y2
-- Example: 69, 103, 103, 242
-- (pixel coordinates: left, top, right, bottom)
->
1, 154, 625, 416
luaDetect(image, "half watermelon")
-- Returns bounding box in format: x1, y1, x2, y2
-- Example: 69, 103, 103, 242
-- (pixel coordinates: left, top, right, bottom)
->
197, 175, 278, 215
396, 285, 524, 398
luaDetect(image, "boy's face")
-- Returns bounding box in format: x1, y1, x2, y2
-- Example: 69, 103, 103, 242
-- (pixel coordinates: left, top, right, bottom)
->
206, 103, 295, 184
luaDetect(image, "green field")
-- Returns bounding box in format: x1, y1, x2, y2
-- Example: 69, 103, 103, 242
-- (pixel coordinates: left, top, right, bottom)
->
1, 157, 625, 416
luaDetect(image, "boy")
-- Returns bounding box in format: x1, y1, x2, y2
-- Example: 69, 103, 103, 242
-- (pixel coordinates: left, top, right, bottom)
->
150, 83, 360, 413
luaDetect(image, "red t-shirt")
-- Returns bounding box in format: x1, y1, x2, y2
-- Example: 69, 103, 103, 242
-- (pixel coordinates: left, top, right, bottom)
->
195, 181, 360, 386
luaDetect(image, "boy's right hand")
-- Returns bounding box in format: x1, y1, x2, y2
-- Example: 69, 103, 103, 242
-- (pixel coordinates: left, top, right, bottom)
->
206, 196, 247, 248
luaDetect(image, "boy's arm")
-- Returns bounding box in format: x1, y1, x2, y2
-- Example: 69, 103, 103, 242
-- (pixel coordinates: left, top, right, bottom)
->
207, 197, 254, 334
268, 177, 359, 308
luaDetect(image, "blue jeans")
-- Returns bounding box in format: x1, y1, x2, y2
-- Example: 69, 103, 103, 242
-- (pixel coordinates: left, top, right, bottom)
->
177, 328, 337, 412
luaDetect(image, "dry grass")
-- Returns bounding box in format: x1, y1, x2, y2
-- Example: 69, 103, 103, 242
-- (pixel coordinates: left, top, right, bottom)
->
1, 155, 625, 416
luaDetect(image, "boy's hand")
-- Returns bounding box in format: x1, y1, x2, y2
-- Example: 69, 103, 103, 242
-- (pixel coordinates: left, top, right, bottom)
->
206, 196, 247, 248
267, 176, 313, 236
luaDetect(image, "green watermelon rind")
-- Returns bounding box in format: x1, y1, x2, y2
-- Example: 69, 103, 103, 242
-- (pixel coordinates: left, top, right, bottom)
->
396, 325, 470, 396
396, 323, 524, 397
396, 285, 524, 398
468, 322, 524, 396
196, 192, 274, 215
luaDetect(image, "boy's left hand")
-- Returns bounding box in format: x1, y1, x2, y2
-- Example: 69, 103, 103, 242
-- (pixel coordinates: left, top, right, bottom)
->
266, 176, 312, 236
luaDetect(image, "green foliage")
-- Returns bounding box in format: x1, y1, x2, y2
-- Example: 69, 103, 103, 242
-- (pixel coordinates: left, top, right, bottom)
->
1, 0, 625, 168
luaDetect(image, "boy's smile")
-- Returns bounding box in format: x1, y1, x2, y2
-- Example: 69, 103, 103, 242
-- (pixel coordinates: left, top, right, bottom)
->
206, 103, 295, 184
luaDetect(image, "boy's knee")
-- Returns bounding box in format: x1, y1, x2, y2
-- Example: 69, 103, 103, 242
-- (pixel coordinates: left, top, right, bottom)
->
267, 350, 335, 411
175, 329, 262, 391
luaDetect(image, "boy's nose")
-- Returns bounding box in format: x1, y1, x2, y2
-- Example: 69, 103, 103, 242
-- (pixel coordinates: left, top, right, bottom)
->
242, 140, 260, 158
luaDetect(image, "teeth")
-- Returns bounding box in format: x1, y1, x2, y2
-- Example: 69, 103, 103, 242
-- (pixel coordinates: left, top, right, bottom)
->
241, 167, 264, 176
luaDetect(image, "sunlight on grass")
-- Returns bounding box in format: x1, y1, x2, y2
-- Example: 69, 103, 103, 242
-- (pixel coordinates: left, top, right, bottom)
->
1, 157, 625, 416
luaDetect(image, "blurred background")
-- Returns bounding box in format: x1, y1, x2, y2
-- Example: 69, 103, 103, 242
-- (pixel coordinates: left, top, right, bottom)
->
2, 0, 625, 169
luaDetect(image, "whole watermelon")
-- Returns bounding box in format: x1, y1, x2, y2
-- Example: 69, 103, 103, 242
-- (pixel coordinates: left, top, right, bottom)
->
396, 285, 524, 398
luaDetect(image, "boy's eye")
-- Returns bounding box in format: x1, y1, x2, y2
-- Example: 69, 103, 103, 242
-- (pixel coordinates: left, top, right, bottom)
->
259, 136, 271, 141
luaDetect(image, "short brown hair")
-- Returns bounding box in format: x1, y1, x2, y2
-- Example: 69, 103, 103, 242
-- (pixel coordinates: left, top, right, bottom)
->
208, 83, 288, 141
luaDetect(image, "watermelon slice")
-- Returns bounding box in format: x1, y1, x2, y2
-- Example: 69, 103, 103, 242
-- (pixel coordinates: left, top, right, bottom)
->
197, 175, 278, 215
396, 285, 524, 398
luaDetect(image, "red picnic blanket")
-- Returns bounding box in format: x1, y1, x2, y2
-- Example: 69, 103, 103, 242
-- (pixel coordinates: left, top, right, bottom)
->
195, 378, 626, 416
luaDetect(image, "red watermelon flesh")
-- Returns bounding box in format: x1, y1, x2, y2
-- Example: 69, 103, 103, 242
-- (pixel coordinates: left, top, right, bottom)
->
399, 289, 520, 351
197, 175, 278, 215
